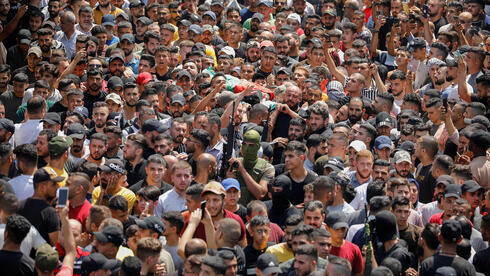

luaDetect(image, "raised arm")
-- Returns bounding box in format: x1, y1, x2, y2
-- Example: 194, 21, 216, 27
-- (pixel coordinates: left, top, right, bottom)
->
0, 5, 28, 42
456, 54, 471, 102
324, 47, 346, 84
192, 81, 225, 114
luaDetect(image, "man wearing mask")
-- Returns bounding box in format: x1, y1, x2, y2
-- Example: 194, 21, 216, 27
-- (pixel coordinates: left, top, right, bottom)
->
228, 130, 275, 205
266, 175, 302, 229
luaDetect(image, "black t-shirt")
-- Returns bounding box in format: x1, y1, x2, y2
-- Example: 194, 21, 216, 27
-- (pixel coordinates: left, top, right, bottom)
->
125, 159, 148, 187
399, 223, 422, 255
234, 204, 247, 225
156, 68, 173, 81
83, 90, 108, 117
243, 243, 273, 275
375, 242, 414, 272
416, 163, 436, 204
420, 253, 476, 276
49, 101, 68, 114
473, 247, 490, 275
18, 198, 61, 243
129, 179, 173, 196
0, 250, 35, 276
211, 246, 246, 276
264, 200, 302, 230
0, 91, 24, 121
282, 170, 318, 205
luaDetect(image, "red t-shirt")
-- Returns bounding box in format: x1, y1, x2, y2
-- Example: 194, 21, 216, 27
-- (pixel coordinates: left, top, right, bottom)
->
429, 212, 444, 224
181, 209, 246, 242
69, 200, 92, 232
329, 240, 364, 274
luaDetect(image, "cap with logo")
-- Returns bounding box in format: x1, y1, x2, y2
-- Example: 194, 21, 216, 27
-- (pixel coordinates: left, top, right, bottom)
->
324, 157, 345, 172
222, 178, 241, 191
33, 167, 65, 183
94, 225, 125, 246
376, 112, 392, 128
211, 0, 224, 6
325, 211, 348, 230
258, 0, 273, 7
286, 13, 301, 24
35, 243, 59, 273
256, 253, 281, 275
48, 136, 73, 157
67, 123, 86, 139
135, 216, 166, 235
100, 158, 126, 174
201, 181, 226, 197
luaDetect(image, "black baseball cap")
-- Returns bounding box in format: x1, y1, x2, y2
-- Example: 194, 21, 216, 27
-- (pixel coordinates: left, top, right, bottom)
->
324, 157, 345, 172
256, 253, 281, 275
461, 180, 483, 193
469, 129, 490, 150
100, 159, 126, 174
135, 216, 166, 235
440, 219, 462, 243
142, 118, 166, 133
41, 112, 62, 125
94, 226, 124, 246
436, 175, 455, 187
444, 183, 461, 199
325, 211, 348, 230
81, 253, 120, 275
67, 123, 86, 139
33, 167, 65, 184
0, 118, 14, 133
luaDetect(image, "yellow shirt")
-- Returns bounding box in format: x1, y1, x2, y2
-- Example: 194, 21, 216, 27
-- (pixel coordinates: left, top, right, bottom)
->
44, 165, 68, 187
92, 186, 136, 212
93, 6, 125, 25
265, 242, 294, 263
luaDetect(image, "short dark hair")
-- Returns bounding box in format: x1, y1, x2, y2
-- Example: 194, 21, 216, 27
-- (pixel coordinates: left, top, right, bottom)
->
202, 255, 227, 275
190, 129, 211, 149
285, 140, 307, 156
421, 223, 440, 250
13, 144, 38, 168
250, 215, 270, 228
392, 196, 410, 210
367, 181, 386, 203
185, 183, 204, 200
162, 211, 185, 234
108, 195, 128, 212
294, 244, 318, 259
5, 215, 31, 244
291, 223, 314, 240
433, 155, 454, 175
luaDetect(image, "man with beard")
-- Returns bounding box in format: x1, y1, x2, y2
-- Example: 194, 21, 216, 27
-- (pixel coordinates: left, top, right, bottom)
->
240, 0, 258, 22
0, 118, 14, 143
123, 133, 148, 187
83, 133, 108, 166
83, 69, 107, 117
44, 0, 61, 25
154, 134, 173, 156
245, 41, 261, 63
93, 158, 136, 211
53, 12, 80, 60
88, 101, 109, 138
467, 129, 490, 188
119, 34, 138, 75
393, 150, 413, 179
321, 9, 336, 31
35, 129, 55, 168
304, 135, 327, 171
185, 129, 210, 175
169, 93, 186, 118
300, 15, 321, 49
67, 123, 88, 163
76, 5, 94, 35
246, 13, 263, 40
180, 182, 247, 246
170, 117, 187, 153
104, 125, 123, 159
129, 154, 173, 196
313, 174, 355, 217
272, 118, 306, 166
139, 31, 160, 56
343, 97, 364, 127
0, 65, 11, 95
154, 161, 192, 217
388, 71, 407, 114
271, 84, 301, 139
115, 82, 138, 129
421, 175, 453, 225
18, 167, 63, 245
93, 0, 124, 25
8, 144, 37, 201
44, 136, 72, 187
307, 103, 329, 136
227, 130, 274, 205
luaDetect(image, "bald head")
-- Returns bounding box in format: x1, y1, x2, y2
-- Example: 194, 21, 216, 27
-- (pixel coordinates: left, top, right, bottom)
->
197, 153, 217, 170
184, 238, 208, 258
163, 155, 178, 170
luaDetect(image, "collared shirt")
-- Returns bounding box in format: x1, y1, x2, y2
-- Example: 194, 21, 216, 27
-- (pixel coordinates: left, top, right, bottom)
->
304, 158, 314, 171
126, 56, 139, 75
75, 23, 93, 36
206, 138, 225, 169
348, 171, 372, 188
54, 29, 82, 59
154, 189, 187, 218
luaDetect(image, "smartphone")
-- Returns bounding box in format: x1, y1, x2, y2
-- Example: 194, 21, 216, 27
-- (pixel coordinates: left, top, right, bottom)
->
422, 5, 428, 18
456, 50, 461, 60
443, 97, 448, 109
57, 187, 69, 207
200, 201, 207, 220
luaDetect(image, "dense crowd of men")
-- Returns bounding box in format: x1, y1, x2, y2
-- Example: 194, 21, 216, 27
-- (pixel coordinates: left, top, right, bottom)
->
0, 0, 489, 275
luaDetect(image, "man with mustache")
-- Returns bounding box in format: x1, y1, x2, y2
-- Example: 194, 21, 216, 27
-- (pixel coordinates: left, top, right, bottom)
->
421, 175, 453, 225
83, 69, 107, 117
123, 133, 148, 187
0, 64, 11, 95
393, 150, 414, 179
271, 84, 301, 140
93, 158, 136, 211
83, 133, 108, 166
170, 117, 187, 154
67, 123, 88, 163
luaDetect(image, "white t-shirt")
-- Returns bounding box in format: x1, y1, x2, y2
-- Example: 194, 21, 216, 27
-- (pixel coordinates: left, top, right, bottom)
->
9, 174, 34, 201
421, 201, 443, 225
0, 224, 47, 258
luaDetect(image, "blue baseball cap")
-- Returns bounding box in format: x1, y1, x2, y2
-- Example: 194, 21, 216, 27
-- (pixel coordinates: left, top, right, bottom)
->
374, 135, 392, 150
222, 178, 240, 191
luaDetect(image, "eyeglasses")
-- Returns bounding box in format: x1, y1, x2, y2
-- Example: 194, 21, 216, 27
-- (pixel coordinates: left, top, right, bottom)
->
89, 64, 102, 69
